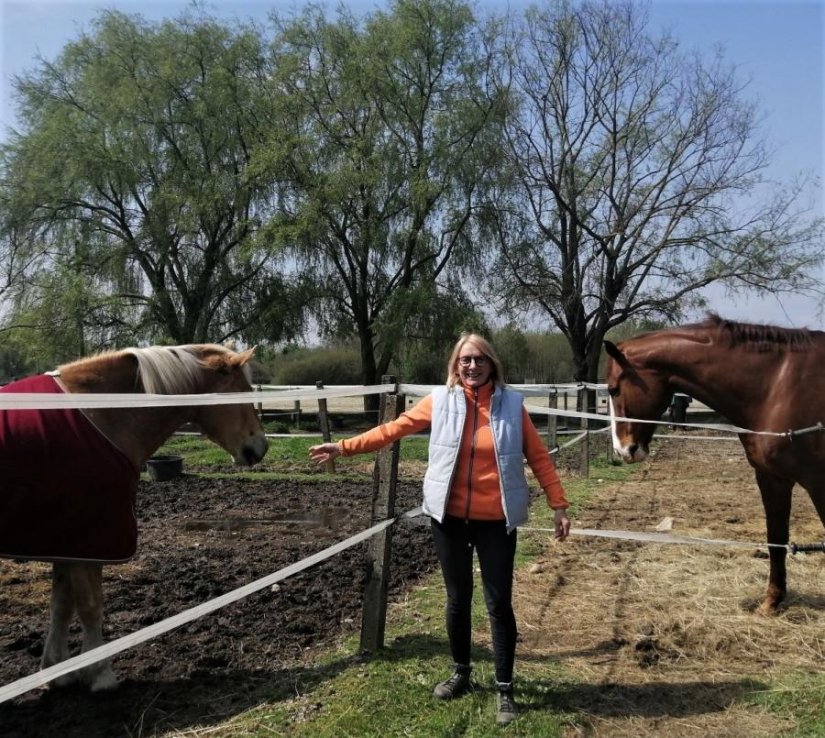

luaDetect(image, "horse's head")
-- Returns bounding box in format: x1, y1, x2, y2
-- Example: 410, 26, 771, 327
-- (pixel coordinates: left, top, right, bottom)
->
603, 340, 672, 463
190, 345, 269, 466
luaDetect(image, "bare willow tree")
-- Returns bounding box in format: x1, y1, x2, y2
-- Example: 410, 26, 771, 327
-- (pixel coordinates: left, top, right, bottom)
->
485, 0, 824, 384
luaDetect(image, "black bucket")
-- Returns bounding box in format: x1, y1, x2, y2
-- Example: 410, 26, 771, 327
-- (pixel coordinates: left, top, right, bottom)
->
146, 454, 184, 481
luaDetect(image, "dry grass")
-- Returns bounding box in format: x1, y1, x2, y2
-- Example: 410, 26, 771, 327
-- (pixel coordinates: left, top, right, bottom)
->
0, 561, 52, 608
513, 437, 825, 737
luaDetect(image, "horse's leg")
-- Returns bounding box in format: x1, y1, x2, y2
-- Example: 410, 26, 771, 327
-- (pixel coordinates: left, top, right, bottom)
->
800, 479, 825, 548
754, 470, 793, 616
41, 562, 77, 686
70, 562, 118, 691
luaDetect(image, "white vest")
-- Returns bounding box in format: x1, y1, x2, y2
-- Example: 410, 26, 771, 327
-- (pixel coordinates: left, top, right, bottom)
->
422, 385, 530, 531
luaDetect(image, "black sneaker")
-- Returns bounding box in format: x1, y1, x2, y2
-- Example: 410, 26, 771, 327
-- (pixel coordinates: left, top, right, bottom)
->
496, 687, 517, 725
432, 668, 473, 699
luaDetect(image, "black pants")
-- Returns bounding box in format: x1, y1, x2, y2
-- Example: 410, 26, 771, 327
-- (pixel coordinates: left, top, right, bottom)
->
430, 515, 518, 684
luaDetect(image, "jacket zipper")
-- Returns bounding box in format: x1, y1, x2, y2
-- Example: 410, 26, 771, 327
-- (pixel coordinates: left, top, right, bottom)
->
464, 386, 480, 521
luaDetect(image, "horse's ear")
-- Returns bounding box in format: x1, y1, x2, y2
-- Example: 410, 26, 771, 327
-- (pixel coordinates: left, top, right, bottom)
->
235, 346, 256, 366
604, 340, 630, 367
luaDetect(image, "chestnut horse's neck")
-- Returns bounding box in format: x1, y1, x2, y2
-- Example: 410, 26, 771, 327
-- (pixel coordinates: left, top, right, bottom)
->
55, 348, 203, 468
630, 319, 817, 430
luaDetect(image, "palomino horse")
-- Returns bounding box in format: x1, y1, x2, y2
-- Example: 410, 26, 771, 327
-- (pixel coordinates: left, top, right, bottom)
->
604, 314, 825, 616
0, 344, 268, 691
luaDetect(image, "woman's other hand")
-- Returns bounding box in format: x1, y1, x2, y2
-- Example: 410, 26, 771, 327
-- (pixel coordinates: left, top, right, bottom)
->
554, 509, 570, 540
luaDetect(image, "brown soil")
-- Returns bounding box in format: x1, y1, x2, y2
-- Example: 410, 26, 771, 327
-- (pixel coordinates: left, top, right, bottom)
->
0, 476, 436, 738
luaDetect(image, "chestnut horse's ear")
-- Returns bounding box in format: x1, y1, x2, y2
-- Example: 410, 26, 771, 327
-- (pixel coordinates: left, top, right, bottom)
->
604, 340, 630, 367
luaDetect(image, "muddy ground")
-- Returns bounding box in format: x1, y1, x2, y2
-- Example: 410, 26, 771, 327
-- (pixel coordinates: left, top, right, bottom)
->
0, 476, 437, 738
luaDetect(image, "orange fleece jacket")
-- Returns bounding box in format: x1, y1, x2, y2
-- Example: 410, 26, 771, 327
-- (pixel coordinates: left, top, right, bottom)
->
339, 383, 568, 521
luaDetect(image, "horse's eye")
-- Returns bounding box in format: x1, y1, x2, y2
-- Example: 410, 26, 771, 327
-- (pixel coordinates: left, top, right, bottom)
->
607, 386, 619, 397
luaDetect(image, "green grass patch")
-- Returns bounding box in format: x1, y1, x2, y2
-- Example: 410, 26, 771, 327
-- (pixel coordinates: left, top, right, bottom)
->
154, 434, 235, 466
745, 673, 825, 737
155, 432, 430, 474
225, 568, 580, 737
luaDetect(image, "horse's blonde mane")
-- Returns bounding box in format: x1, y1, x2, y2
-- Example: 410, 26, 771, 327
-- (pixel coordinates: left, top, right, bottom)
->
124, 345, 229, 394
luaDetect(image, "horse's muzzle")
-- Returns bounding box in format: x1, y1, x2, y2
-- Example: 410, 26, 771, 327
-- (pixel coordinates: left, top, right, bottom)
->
617, 442, 649, 463
237, 435, 269, 465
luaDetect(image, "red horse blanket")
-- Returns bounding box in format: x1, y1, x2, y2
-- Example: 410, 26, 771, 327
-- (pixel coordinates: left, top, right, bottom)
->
0, 375, 138, 563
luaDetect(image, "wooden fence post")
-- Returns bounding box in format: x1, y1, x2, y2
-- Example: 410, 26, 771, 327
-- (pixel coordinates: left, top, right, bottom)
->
547, 388, 558, 451
360, 375, 403, 653
602, 386, 617, 463
316, 380, 335, 473
578, 385, 590, 478
255, 385, 264, 423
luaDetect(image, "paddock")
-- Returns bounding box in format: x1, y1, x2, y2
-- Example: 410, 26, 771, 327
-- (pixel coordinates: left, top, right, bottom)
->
1, 386, 824, 736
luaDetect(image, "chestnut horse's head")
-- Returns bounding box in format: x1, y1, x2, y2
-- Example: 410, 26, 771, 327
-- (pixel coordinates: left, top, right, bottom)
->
603, 340, 672, 463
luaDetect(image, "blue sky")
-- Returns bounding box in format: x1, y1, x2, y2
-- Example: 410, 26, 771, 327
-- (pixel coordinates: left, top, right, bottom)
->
1, 0, 823, 326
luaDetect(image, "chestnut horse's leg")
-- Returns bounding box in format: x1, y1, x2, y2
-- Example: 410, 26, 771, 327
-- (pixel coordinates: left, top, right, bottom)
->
42, 562, 75, 686
754, 470, 793, 616
70, 562, 118, 691
800, 479, 825, 556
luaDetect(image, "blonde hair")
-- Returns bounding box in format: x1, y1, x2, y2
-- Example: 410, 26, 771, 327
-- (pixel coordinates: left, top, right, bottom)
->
446, 333, 505, 388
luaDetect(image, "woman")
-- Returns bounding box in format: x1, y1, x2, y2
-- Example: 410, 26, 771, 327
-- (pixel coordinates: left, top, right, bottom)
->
309, 333, 570, 726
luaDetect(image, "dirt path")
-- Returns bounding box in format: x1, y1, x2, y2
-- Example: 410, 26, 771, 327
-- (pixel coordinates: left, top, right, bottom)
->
516, 436, 825, 737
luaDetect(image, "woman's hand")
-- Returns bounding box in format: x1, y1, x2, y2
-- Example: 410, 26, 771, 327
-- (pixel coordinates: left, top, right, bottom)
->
554, 508, 571, 540
308, 442, 342, 465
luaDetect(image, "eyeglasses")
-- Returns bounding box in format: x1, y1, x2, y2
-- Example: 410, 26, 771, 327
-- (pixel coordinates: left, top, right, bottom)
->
458, 355, 488, 367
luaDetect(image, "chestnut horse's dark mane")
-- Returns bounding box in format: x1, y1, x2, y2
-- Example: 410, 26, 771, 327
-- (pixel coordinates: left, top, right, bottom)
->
701, 312, 812, 351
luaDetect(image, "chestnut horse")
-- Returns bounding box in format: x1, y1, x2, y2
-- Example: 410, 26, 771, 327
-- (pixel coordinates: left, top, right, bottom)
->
0, 344, 268, 691
604, 314, 825, 616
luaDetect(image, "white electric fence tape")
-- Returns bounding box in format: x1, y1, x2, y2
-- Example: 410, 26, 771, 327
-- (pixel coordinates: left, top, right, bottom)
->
0, 384, 390, 410
0, 380, 800, 438
522, 526, 788, 550
0, 506, 423, 705
0, 506, 788, 705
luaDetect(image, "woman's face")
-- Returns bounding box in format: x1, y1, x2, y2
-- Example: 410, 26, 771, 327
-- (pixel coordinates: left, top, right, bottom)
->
457, 342, 492, 388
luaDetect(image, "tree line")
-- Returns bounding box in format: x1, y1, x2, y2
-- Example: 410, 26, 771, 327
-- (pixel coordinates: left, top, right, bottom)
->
263, 326, 582, 387
0, 0, 821, 393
